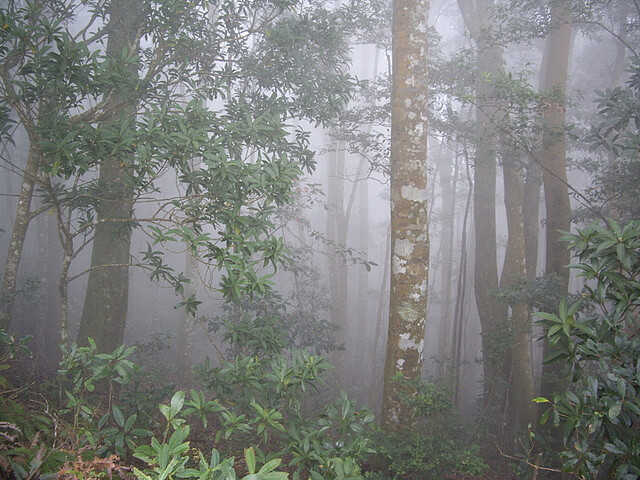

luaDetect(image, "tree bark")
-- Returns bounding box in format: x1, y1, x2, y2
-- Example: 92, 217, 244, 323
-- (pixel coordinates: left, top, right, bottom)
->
0, 144, 41, 330
326, 144, 349, 381
452, 152, 473, 405
523, 161, 541, 284
176, 252, 195, 385
435, 143, 456, 376
76, 0, 141, 352
457, 0, 509, 411
381, 0, 429, 431
501, 159, 535, 429
540, 0, 572, 399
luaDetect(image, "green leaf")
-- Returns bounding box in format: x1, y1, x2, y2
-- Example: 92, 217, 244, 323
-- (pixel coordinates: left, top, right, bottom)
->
124, 413, 137, 432
608, 403, 622, 420
245, 447, 256, 474
534, 311, 560, 322
170, 390, 185, 417
604, 442, 624, 455
262, 473, 288, 480
113, 404, 125, 428
532, 397, 550, 404
258, 459, 281, 475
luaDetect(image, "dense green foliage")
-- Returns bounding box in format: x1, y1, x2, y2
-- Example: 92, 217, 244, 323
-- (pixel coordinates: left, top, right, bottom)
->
581, 59, 640, 223
0, 0, 357, 329
0, 315, 376, 480
0, 315, 495, 480
364, 376, 488, 480
536, 220, 640, 479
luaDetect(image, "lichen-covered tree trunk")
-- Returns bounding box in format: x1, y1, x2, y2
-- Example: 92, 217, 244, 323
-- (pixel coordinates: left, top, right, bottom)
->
381, 0, 429, 431
540, 0, 572, 399
76, 0, 141, 352
0, 144, 41, 330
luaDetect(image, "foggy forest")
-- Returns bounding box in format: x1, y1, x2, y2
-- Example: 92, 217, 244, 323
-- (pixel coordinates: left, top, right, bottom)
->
0, 0, 639, 478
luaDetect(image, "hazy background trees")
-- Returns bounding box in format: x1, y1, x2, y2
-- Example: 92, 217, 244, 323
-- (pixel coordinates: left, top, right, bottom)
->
1, 0, 639, 476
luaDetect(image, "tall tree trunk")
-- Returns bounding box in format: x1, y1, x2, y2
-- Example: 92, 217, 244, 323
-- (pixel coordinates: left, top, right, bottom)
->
77, 0, 141, 352
0, 144, 41, 330
435, 143, 456, 376
523, 161, 542, 284
381, 0, 429, 431
176, 253, 195, 385
540, 0, 572, 399
541, 1, 571, 293
326, 145, 349, 382
501, 159, 535, 429
354, 159, 370, 394
370, 224, 390, 412
452, 152, 473, 405
457, 0, 509, 411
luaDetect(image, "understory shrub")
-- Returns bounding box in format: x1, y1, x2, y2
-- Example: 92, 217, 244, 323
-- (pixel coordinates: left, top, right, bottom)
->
0, 312, 374, 480
364, 376, 488, 480
535, 220, 640, 479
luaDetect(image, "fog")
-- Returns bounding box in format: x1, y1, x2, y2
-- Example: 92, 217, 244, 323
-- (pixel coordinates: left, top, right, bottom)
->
1, 0, 638, 477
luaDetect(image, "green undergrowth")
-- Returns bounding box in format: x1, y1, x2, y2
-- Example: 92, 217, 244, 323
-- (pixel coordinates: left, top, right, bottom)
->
0, 316, 488, 480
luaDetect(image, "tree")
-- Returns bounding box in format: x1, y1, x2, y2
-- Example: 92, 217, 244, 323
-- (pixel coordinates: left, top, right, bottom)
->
76, 0, 142, 351
381, 0, 429, 430
0, 1, 56, 329
457, 0, 509, 418
540, 0, 572, 295
582, 56, 640, 223
500, 153, 535, 429
537, 1, 573, 421
0, 0, 356, 351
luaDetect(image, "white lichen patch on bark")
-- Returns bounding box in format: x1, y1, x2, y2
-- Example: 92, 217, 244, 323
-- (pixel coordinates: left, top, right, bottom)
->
394, 238, 414, 257
398, 302, 422, 323
400, 185, 428, 201
392, 255, 407, 274
397, 333, 425, 359
397, 358, 405, 370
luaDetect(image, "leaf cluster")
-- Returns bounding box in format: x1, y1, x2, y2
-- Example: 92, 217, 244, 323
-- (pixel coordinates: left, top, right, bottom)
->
535, 220, 640, 479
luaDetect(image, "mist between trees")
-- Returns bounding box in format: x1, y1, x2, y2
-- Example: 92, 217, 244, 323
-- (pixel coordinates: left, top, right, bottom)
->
1, 0, 639, 479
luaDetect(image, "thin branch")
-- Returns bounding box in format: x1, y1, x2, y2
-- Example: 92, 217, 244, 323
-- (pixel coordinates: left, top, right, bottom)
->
66, 262, 146, 284
495, 442, 565, 475
577, 20, 639, 59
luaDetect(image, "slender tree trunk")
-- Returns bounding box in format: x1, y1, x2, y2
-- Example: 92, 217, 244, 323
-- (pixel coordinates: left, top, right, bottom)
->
370, 224, 390, 412
436, 144, 456, 375
452, 152, 473, 405
58, 239, 73, 347
523, 161, 542, 284
326, 145, 349, 381
1, 144, 41, 330
176, 253, 195, 385
355, 159, 370, 394
540, 0, 572, 399
541, 1, 571, 292
381, 0, 429, 431
458, 0, 509, 414
77, 0, 141, 352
